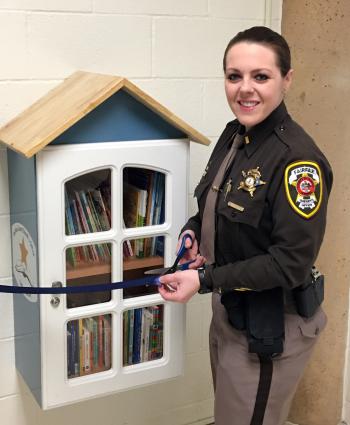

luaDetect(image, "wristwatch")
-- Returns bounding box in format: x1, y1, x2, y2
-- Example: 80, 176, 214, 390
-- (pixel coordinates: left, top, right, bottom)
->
197, 267, 212, 294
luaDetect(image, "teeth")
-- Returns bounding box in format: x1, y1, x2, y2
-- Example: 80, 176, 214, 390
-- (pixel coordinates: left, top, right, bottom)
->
240, 101, 258, 106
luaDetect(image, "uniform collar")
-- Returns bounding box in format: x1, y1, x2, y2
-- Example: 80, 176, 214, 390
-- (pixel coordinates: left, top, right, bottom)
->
240, 101, 289, 158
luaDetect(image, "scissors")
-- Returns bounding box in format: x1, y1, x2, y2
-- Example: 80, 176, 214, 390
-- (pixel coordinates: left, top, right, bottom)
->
145, 234, 194, 290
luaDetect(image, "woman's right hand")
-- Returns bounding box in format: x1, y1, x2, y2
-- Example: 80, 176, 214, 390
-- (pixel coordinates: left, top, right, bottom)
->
177, 230, 206, 269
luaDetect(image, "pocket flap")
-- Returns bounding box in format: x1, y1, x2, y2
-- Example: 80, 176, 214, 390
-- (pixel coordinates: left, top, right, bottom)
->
217, 194, 265, 229
299, 309, 327, 338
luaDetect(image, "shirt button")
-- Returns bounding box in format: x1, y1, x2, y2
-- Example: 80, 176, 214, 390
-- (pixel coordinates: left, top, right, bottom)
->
279, 125, 285, 131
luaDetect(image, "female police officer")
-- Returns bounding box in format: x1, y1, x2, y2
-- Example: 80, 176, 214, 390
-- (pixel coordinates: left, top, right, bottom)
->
158, 26, 333, 425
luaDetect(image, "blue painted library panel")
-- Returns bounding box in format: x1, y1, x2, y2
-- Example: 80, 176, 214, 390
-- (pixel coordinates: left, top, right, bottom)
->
7, 150, 42, 405
51, 89, 186, 145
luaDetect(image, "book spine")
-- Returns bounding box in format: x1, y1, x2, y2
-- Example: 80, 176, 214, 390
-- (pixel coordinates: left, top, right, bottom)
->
128, 310, 135, 365
67, 322, 73, 378
132, 308, 143, 364
98, 315, 104, 369
71, 320, 79, 376
123, 311, 129, 366
83, 319, 90, 373
79, 319, 84, 375
103, 315, 111, 369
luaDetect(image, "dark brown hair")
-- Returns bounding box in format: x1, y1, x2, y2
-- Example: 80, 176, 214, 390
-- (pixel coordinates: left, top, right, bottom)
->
223, 26, 291, 76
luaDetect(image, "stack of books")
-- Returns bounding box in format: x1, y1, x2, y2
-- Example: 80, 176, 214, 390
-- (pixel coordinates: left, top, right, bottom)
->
123, 168, 165, 258
123, 305, 163, 366
65, 183, 112, 267
67, 314, 112, 379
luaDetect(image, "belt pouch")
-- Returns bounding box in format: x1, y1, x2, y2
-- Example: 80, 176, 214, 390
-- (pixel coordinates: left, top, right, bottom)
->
246, 287, 285, 355
221, 291, 246, 330
293, 274, 324, 318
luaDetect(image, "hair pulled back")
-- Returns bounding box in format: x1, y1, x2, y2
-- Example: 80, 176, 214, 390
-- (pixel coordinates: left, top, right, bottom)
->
223, 26, 291, 77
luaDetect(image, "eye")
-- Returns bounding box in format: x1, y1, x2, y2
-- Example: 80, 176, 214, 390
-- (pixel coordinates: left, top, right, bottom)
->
255, 73, 269, 82
226, 73, 241, 82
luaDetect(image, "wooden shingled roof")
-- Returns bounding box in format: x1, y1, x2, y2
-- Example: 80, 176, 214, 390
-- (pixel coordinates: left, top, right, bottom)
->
0, 71, 210, 158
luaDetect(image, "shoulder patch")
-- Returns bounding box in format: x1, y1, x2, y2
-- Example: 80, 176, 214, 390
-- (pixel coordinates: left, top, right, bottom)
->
284, 161, 323, 219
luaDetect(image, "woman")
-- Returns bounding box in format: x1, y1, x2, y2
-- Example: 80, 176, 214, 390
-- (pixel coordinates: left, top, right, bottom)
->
159, 26, 332, 425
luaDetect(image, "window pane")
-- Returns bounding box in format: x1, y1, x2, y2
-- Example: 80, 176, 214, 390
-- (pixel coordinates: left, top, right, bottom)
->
67, 314, 112, 379
123, 236, 164, 299
66, 243, 112, 308
122, 305, 164, 366
65, 169, 111, 235
123, 168, 165, 229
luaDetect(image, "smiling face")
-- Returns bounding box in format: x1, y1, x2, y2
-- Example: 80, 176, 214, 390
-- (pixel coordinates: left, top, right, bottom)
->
224, 42, 293, 130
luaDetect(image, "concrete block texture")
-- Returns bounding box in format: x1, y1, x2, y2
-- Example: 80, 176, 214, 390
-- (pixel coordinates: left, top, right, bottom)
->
0, 338, 18, 397
0, 0, 93, 12
24, 13, 151, 79
0, 2, 284, 425
0, 82, 59, 125
132, 78, 204, 135
202, 79, 235, 137
94, 0, 208, 16
0, 290, 14, 340
153, 17, 262, 78
209, 0, 265, 20
0, 12, 28, 80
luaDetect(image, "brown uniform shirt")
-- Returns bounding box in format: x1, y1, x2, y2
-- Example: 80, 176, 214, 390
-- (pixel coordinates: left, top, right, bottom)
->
183, 102, 333, 292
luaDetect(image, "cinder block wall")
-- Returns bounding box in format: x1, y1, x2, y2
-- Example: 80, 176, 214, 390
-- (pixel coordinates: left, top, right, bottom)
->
0, 2, 282, 424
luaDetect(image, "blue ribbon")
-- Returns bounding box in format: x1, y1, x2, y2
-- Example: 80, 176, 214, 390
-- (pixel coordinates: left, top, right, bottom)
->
0, 276, 160, 294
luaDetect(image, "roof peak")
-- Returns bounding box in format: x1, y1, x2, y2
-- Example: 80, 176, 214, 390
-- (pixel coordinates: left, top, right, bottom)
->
0, 70, 210, 157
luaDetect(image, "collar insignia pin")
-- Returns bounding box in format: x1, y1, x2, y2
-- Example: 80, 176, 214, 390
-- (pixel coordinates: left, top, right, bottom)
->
237, 167, 266, 197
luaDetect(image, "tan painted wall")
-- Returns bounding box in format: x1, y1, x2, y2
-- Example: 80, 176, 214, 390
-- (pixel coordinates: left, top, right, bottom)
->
282, 1, 350, 424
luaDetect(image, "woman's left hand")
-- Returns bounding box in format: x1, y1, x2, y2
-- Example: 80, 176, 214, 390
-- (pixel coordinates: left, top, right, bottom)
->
158, 270, 200, 303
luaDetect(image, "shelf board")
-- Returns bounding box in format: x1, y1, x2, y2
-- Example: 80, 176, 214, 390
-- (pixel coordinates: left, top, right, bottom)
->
66, 262, 111, 280
66, 256, 163, 279
123, 255, 163, 271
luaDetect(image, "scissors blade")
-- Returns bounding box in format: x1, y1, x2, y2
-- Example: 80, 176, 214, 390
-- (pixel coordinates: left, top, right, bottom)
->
144, 259, 195, 276
144, 267, 170, 276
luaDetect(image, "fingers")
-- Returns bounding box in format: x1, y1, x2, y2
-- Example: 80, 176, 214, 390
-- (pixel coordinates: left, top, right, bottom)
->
157, 270, 200, 303
188, 256, 205, 269
180, 230, 195, 249
159, 272, 179, 285
158, 285, 180, 301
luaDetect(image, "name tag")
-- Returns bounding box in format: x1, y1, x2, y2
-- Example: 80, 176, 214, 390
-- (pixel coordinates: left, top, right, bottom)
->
227, 201, 244, 212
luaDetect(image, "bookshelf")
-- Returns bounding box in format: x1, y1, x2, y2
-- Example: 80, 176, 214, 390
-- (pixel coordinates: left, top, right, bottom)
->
35, 141, 189, 408
3, 71, 210, 409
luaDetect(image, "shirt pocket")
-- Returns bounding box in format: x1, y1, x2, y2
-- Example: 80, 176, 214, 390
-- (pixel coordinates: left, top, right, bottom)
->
217, 191, 265, 229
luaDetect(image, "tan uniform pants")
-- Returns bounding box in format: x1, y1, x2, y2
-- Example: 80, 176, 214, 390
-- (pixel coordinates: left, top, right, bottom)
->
209, 293, 327, 425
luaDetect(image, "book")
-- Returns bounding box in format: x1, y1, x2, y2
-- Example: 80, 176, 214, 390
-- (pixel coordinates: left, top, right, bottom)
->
103, 315, 111, 369
132, 308, 143, 364
142, 308, 153, 362
91, 188, 111, 230
79, 319, 84, 375
123, 311, 129, 365
123, 183, 141, 229
83, 320, 91, 373
98, 315, 104, 369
